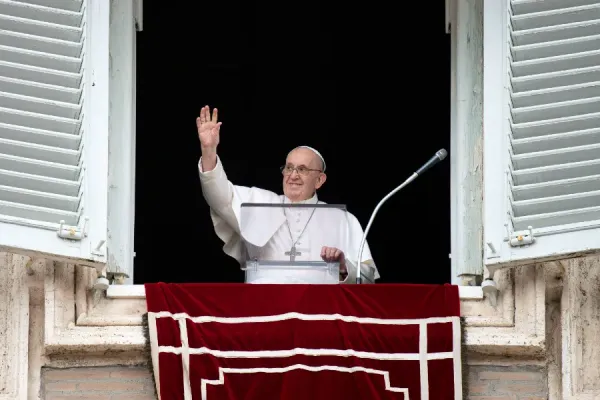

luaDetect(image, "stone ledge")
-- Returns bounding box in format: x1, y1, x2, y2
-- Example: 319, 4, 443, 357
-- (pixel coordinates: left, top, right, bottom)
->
42, 263, 147, 367
463, 266, 546, 358
39, 263, 546, 365
106, 283, 485, 300
104, 275, 545, 358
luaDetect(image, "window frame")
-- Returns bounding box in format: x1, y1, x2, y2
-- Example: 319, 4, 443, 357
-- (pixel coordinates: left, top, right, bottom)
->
106, 0, 139, 283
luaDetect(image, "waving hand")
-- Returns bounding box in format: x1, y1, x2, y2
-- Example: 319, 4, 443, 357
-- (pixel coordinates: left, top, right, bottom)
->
196, 105, 222, 151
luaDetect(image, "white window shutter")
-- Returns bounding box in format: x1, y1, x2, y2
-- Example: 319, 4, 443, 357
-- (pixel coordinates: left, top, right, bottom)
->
0, 0, 109, 267
484, 0, 600, 269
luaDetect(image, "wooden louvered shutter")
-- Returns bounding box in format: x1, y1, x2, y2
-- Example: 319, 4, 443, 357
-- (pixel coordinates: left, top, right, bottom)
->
0, 0, 109, 265
484, 0, 600, 269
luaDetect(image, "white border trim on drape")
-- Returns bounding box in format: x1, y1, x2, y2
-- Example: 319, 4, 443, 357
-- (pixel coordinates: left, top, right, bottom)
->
147, 312, 463, 400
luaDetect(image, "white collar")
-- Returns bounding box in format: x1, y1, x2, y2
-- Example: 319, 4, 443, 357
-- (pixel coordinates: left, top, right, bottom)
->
283, 193, 318, 204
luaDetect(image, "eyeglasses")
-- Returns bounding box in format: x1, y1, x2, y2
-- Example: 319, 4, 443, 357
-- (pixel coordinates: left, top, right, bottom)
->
280, 165, 322, 176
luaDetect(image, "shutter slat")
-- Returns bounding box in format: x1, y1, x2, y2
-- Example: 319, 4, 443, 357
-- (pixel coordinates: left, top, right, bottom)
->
511, 4, 600, 31
513, 190, 600, 216
0, 75, 81, 103
0, 138, 79, 165
512, 66, 600, 92
512, 206, 600, 230
0, 14, 81, 43
0, 154, 79, 181
511, 34, 600, 62
0, 91, 80, 119
511, 82, 600, 107
11, 0, 82, 13
512, 0, 600, 15
0, 45, 82, 74
511, 49, 600, 77
512, 143, 600, 169
511, 96, 600, 124
511, 112, 600, 138
0, 169, 79, 197
513, 159, 600, 185
0, 0, 82, 27
507, 0, 600, 232
512, 19, 600, 46
0, 123, 80, 149
0, 185, 79, 212
0, 30, 82, 58
0, 61, 81, 88
0, 199, 78, 225
512, 127, 600, 154
513, 174, 600, 201
0, 107, 80, 134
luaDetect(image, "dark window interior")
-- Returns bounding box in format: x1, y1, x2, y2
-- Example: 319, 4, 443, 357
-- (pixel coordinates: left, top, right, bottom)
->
134, 1, 451, 284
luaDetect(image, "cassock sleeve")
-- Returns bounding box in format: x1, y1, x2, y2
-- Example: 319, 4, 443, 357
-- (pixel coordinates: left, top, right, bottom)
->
198, 156, 281, 263
199, 156, 250, 263
339, 212, 380, 284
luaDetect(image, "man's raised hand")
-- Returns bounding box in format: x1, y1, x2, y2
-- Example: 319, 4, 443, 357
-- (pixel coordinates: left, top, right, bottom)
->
196, 105, 222, 151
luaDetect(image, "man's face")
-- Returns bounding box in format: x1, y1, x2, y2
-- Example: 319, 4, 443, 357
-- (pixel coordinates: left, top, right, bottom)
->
282, 148, 326, 202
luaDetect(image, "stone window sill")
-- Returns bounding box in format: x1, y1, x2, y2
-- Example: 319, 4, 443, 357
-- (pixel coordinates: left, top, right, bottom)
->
106, 284, 484, 300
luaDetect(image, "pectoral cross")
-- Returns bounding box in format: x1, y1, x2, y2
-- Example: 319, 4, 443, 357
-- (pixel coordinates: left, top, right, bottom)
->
285, 246, 301, 261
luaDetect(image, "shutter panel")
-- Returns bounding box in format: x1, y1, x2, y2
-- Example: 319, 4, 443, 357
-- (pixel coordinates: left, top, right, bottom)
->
484, 0, 600, 268
0, 0, 109, 266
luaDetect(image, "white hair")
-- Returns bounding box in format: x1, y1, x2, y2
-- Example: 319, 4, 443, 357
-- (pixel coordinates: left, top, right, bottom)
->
296, 145, 326, 171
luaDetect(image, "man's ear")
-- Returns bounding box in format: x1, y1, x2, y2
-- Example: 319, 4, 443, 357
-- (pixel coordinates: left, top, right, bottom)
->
315, 173, 327, 189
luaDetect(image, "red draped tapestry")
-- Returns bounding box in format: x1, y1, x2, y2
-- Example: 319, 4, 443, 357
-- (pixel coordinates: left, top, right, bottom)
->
145, 283, 462, 400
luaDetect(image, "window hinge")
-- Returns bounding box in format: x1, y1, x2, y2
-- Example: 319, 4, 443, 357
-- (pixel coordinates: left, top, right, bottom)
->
508, 225, 535, 247
57, 217, 89, 241
486, 242, 499, 259
91, 240, 106, 256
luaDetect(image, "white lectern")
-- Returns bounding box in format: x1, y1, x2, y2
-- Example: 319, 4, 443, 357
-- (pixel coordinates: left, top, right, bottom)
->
239, 202, 349, 284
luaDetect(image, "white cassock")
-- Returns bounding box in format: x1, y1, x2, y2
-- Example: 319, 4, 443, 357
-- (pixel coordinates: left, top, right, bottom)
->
199, 156, 380, 284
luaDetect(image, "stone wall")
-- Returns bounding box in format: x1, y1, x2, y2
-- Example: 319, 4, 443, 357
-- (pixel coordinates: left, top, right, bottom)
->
466, 365, 547, 399
6, 251, 600, 399
39, 364, 547, 399
41, 367, 156, 400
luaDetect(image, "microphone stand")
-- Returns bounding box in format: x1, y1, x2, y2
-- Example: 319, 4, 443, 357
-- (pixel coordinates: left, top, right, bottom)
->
355, 149, 448, 284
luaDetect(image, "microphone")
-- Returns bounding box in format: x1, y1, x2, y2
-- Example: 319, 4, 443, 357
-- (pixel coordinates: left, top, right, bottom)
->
355, 148, 448, 284
416, 149, 448, 175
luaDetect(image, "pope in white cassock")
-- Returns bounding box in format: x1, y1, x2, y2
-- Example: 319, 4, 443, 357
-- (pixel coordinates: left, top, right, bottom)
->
196, 105, 380, 284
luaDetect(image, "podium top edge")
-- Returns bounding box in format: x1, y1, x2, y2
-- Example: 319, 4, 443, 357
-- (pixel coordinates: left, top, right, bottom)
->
240, 203, 347, 208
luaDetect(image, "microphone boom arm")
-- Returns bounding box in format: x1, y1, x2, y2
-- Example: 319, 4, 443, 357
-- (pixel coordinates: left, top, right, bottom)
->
355, 173, 417, 284
354, 149, 447, 284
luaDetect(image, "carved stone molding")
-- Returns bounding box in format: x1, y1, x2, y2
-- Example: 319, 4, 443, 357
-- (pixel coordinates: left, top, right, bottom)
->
2, 246, 590, 400
561, 255, 600, 399
43, 262, 147, 367
546, 263, 563, 400
38, 257, 548, 364
462, 265, 546, 357
0, 253, 29, 400
462, 268, 515, 327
